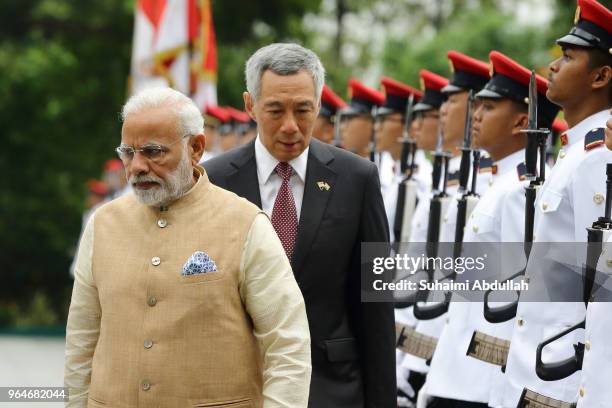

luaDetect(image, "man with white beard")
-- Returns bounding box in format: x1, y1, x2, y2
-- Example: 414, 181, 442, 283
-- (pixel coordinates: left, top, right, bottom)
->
64, 87, 312, 407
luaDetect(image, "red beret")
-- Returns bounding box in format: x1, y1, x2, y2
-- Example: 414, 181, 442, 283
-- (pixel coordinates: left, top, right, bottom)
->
87, 179, 109, 196
321, 85, 347, 110
204, 105, 231, 123
489, 51, 549, 96
104, 159, 123, 172
381, 77, 423, 100
557, 0, 611, 54
419, 69, 449, 92
348, 79, 385, 105
224, 107, 251, 123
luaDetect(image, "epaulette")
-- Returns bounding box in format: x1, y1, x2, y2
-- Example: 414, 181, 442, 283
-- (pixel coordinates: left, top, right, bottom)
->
447, 169, 461, 186
516, 162, 527, 181
584, 128, 605, 151
479, 157, 495, 174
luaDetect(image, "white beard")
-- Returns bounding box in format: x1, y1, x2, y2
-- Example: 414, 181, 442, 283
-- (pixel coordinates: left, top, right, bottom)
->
130, 148, 194, 207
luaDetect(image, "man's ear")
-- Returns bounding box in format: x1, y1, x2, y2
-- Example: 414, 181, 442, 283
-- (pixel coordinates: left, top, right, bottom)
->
592, 64, 612, 92
189, 134, 206, 165
244, 92, 256, 120
512, 112, 529, 136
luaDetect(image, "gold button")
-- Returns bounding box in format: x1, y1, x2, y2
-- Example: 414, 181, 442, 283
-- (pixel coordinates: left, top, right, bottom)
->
488, 179, 493, 186
517, 318, 524, 326
144, 339, 153, 349
444, 217, 448, 223
148, 296, 157, 307
593, 193, 604, 205
524, 97, 529, 104
542, 203, 548, 210
559, 151, 566, 159
585, 340, 591, 351
142, 381, 151, 391
157, 219, 167, 228
579, 387, 585, 397
472, 225, 478, 233
151, 257, 161, 266
525, 277, 530, 284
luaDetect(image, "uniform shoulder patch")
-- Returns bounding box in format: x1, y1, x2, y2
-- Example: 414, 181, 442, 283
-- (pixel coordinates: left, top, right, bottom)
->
516, 162, 527, 181
479, 157, 494, 173
584, 128, 605, 151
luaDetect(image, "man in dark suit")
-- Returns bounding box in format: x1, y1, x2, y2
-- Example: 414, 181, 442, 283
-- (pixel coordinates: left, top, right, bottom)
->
204, 43, 396, 408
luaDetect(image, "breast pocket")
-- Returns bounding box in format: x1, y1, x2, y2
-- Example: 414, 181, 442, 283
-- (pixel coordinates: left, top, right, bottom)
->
538, 188, 563, 215
178, 269, 225, 284
192, 398, 253, 408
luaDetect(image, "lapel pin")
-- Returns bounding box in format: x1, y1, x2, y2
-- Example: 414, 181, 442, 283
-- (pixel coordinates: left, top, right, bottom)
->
317, 181, 330, 191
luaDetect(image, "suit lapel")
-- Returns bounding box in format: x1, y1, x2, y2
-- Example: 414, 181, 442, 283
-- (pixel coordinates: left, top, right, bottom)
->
226, 141, 262, 209
292, 139, 336, 276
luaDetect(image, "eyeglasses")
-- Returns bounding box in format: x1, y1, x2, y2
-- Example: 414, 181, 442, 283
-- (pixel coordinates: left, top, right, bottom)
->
115, 135, 188, 164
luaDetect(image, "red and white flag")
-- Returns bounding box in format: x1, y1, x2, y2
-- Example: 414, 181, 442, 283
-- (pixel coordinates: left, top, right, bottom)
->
130, 0, 217, 108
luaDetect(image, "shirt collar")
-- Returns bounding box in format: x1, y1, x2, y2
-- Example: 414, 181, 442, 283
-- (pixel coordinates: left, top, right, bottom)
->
564, 109, 611, 147
254, 135, 309, 183
494, 149, 525, 177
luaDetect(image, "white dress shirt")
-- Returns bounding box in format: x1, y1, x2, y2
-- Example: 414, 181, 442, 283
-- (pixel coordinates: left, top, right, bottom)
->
255, 136, 309, 220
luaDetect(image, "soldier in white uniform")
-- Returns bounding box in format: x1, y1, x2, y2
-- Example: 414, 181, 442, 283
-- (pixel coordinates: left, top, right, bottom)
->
574, 2, 612, 405
376, 76, 425, 243
403, 55, 491, 407
579, 109, 612, 408
394, 69, 451, 406
501, 1, 612, 406
418, 51, 560, 408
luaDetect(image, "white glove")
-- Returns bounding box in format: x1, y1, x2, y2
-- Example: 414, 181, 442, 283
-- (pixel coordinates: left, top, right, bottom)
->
397, 395, 415, 408
416, 381, 431, 408
397, 364, 415, 399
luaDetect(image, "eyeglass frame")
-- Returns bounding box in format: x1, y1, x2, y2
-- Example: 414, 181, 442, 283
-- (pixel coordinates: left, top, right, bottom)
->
115, 134, 191, 164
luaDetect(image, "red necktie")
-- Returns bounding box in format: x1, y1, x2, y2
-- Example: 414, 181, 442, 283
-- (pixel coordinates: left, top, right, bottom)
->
271, 162, 298, 259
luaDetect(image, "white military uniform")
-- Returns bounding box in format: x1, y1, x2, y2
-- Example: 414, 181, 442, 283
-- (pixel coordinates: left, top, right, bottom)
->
424, 150, 525, 404
392, 150, 432, 402
577, 235, 612, 408
501, 110, 612, 407
401, 155, 494, 376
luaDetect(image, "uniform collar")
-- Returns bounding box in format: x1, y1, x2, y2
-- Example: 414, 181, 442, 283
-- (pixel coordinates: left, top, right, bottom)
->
254, 135, 309, 183
494, 149, 525, 177
564, 109, 611, 147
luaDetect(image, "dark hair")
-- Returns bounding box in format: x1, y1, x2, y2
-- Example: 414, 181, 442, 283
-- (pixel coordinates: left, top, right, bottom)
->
586, 48, 612, 103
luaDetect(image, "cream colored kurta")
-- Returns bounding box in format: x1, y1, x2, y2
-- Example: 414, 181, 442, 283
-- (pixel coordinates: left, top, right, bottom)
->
64, 168, 311, 408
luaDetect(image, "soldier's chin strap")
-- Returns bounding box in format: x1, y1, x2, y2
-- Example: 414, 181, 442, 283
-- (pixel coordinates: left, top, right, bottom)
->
534, 163, 612, 382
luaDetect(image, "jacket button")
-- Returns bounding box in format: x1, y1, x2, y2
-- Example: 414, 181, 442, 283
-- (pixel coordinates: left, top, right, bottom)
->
472, 225, 478, 233
542, 203, 548, 210
585, 340, 591, 351
607, 259, 612, 268
559, 151, 566, 159
148, 296, 157, 307
142, 381, 151, 391
151, 257, 161, 266
579, 386, 585, 397
144, 339, 153, 349
157, 219, 168, 228
517, 318, 524, 327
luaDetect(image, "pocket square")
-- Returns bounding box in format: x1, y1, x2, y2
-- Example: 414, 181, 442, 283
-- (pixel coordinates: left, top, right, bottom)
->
181, 251, 218, 276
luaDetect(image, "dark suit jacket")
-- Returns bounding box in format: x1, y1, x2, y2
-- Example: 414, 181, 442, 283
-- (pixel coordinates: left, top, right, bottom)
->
204, 138, 396, 408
